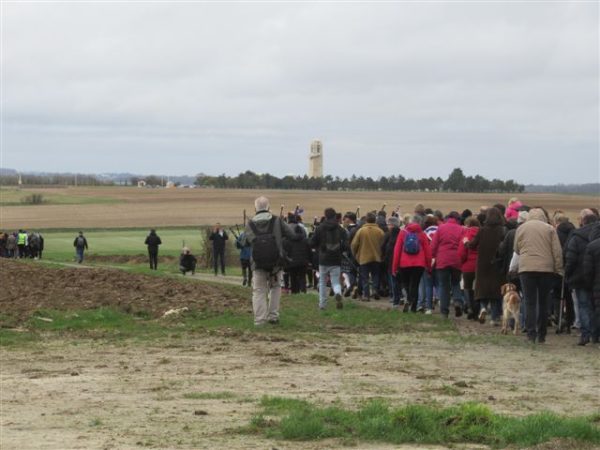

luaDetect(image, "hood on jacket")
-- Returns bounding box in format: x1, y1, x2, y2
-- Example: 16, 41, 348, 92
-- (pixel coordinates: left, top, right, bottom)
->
589, 224, 600, 242
405, 223, 423, 233
321, 219, 340, 231
508, 201, 523, 210
527, 208, 548, 223
253, 211, 273, 223
463, 226, 480, 240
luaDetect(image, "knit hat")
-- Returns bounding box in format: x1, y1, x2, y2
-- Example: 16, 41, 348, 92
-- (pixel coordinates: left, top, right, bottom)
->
387, 216, 400, 227
518, 211, 529, 224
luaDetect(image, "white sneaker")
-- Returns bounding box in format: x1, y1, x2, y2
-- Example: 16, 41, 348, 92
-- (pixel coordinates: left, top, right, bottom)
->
425, 309, 432, 315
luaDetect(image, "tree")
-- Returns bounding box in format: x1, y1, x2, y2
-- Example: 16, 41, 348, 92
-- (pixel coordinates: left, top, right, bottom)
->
444, 168, 466, 192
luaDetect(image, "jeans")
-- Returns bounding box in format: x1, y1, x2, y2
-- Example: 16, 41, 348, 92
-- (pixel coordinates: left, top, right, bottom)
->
76, 247, 85, 263
388, 272, 401, 305
359, 262, 380, 299
575, 288, 595, 340
319, 265, 342, 308
418, 269, 435, 310
462, 272, 478, 317
520, 272, 554, 341
479, 298, 502, 322
436, 268, 463, 316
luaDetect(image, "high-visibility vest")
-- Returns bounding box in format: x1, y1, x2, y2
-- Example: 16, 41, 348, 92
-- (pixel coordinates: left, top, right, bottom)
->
18, 233, 27, 245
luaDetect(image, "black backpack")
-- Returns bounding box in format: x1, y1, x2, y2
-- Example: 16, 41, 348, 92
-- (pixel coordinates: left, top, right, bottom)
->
249, 218, 280, 271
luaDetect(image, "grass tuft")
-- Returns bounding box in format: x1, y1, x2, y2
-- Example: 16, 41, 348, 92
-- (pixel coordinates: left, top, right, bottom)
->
245, 397, 600, 448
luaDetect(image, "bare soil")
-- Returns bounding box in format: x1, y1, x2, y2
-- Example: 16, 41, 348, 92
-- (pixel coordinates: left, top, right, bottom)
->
0, 259, 247, 322
2, 186, 596, 229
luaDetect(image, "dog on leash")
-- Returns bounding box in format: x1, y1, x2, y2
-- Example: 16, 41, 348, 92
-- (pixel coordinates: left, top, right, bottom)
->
501, 283, 521, 335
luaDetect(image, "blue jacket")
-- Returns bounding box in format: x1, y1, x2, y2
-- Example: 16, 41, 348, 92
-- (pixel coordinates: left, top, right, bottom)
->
236, 232, 252, 260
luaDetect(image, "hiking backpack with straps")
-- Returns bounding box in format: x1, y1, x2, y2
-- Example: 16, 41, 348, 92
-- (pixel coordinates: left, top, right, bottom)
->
322, 226, 342, 258
249, 218, 280, 271
403, 231, 420, 255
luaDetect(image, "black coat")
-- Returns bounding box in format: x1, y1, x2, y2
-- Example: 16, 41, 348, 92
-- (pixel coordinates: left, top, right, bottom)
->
309, 219, 348, 267
498, 227, 517, 278
209, 230, 229, 251
284, 225, 311, 269
556, 221, 575, 251
583, 227, 600, 297
145, 233, 162, 251
565, 223, 600, 289
382, 227, 400, 268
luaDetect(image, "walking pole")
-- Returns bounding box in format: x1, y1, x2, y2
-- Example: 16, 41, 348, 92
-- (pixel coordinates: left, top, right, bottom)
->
381, 203, 387, 212
280, 204, 285, 219
243, 209, 247, 227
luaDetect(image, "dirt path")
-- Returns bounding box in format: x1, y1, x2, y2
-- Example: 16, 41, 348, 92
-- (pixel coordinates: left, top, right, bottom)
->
2, 329, 599, 450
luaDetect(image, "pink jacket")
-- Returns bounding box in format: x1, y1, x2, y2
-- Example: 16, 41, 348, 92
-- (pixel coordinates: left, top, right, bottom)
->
431, 218, 463, 270
392, 223, 432, 273
458, 226, 479, 273
505, 201, 523, 221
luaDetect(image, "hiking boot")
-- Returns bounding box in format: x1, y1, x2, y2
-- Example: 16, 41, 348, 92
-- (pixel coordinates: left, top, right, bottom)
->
242, 279, 247, 286
478, 308, 487, 324
268, 318, 280, 325
335, 294, 343, 310
577, 336, 590, 346
343, 287, 352, 298
425, 309, 433, 315
454, 305, 463, 318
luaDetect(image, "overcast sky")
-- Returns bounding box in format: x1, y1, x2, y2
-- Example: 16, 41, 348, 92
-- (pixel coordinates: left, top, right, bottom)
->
2, 2, 598, 184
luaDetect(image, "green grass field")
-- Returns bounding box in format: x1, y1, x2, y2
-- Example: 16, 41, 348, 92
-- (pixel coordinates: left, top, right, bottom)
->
41, 228, 205, 260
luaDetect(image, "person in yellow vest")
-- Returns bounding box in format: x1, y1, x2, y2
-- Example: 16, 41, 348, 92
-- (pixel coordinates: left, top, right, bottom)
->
17, 230, 28, 258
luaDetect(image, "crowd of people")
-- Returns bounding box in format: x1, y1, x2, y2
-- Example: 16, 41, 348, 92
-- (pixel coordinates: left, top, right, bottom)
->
0, 230, 44, 259
239, 195, 600, 346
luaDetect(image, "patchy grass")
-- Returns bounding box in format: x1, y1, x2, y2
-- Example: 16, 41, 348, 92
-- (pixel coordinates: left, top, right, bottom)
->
183, 391, 238, 400
246, 397, 600, 448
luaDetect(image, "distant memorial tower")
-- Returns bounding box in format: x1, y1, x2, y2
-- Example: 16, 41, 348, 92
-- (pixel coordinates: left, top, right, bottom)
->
308, 140, 323, 178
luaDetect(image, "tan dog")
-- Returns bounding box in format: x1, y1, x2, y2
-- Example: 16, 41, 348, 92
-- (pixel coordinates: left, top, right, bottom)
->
501, 283, 521, 335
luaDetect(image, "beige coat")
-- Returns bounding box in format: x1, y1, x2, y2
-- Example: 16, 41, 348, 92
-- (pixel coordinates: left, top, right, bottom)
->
351, 223, 385, 265
514, 209, 563, 275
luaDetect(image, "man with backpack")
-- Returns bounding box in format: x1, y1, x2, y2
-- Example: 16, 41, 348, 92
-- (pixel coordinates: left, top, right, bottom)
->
310, 208, 348, 310
73, 231, 88, 264
241, 196, 299, 326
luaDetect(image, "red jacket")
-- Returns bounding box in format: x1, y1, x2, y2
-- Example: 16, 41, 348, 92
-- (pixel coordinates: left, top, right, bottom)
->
431, 218, 464, 270
392, 223, 432, 273
458, 227, 479, 273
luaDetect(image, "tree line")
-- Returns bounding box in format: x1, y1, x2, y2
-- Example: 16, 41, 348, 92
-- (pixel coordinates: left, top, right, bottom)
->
195, 168, 525, 193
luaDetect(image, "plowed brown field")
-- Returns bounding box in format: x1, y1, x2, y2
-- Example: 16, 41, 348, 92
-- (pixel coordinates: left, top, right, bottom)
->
2, 186, 596, 229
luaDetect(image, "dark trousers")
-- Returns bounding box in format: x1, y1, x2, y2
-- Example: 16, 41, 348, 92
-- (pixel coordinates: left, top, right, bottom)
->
213, 248, 225, 275
520, 272, 554, 341
148, 250, 158, 270
241, 259, 252, 283
359, 262, 380, 298
289, 266, 307, 294
462, 272, 478, 317
18, 244, 26, 258
400, 267, 424, 311
436, 268, 463, 316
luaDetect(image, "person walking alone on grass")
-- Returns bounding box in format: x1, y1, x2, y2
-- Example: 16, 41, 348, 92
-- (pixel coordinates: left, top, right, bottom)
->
144, 229, 162, 270
73, 231, 88, 264
241, 196, 299, 326
209, 223, 228, 276
310, 208, 347, 310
